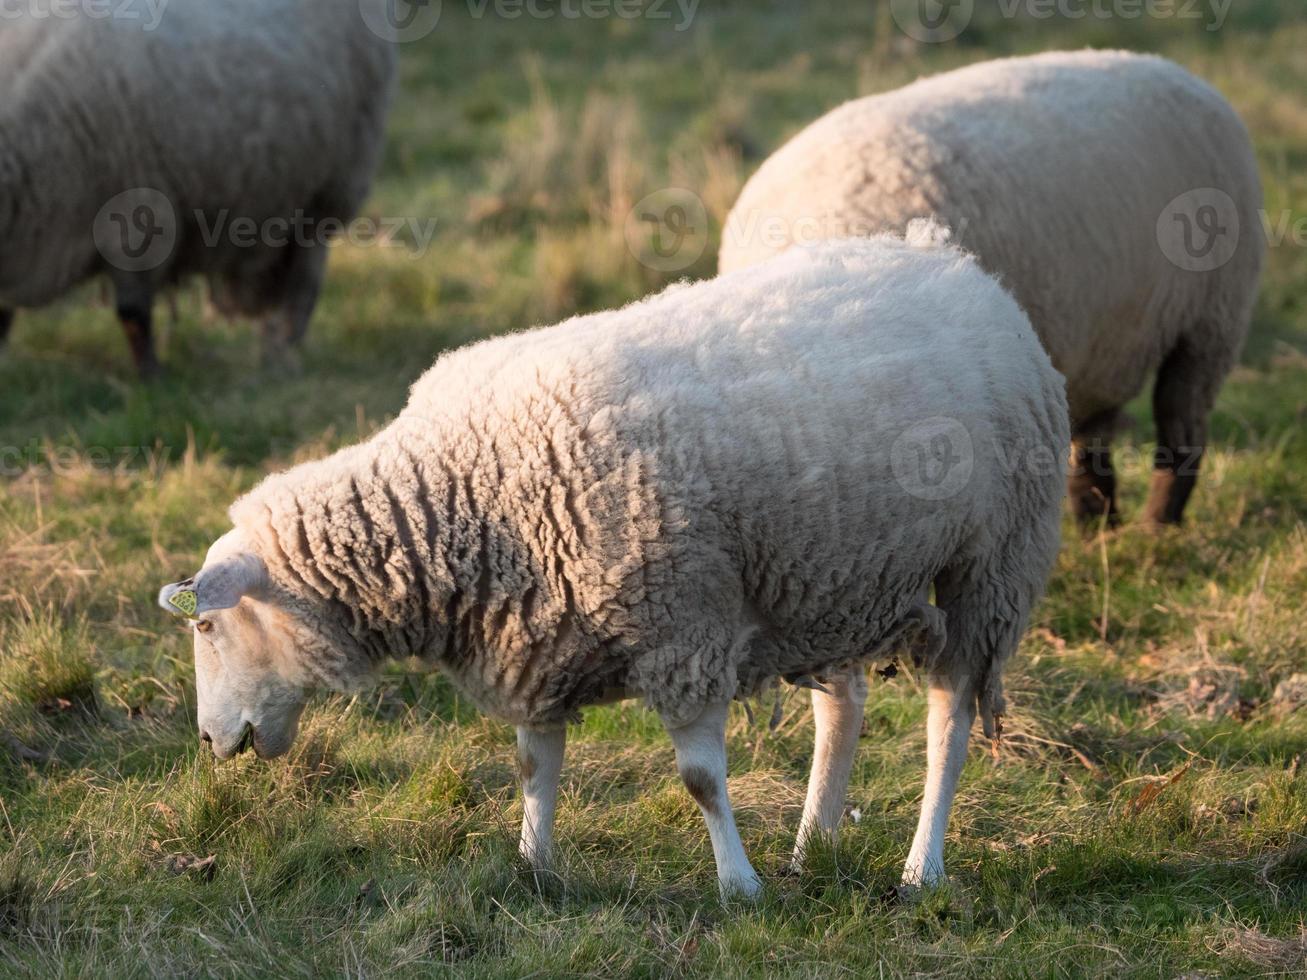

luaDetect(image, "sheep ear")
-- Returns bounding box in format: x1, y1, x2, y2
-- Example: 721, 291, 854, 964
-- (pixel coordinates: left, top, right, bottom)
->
158, 553, 269, 618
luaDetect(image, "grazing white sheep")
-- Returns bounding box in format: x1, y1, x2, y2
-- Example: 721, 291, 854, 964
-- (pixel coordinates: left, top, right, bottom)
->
721, 50, 1264, 527
158, 228, 1068, 897
0, 0, 396, 376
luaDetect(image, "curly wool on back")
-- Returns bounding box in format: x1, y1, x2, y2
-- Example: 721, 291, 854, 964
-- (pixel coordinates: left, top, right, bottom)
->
0, 0, 395, 368
227, 229, 1069, 731
720, 50, 1264, 525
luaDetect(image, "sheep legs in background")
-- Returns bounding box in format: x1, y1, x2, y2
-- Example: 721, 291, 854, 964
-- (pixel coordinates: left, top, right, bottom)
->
111, 276, 160, 378
1143, 339, 1215, 526
117, 301, 159, 379
1145, 462, 1200, 526
1067, 410, 1119, 529
901, 675, 975, 889
1, 300, 158, 377
666, 702, 763, 899
260, 242, 328, 369
791, 666, 867, 870
516, 725, 565, 870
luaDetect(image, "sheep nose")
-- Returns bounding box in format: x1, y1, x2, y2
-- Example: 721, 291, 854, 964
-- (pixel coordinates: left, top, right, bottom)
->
200, 731, 212, 744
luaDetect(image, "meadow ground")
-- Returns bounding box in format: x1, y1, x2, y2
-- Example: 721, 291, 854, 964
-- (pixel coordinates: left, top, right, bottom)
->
2, 1, 1306, 975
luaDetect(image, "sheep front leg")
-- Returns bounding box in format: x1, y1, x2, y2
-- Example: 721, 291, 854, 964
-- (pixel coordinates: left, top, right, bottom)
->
111, 276, 160, 378
1068, 409, 1120, 529
665, 702, 762, 899
0, 308, 13, 347
792, 666, 867, 870
902, 676, 975, 889
116, 299, 159, 378
517, 725, 565, 869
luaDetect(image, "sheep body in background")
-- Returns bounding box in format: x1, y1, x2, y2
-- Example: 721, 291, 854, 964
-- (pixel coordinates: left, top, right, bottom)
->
0, 0, 396, 375
158, 228, 1068, 896
721, 50, 1264, 526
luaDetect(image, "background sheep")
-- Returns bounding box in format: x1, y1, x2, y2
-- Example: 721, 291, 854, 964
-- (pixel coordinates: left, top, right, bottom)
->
157, 230, 1069, 896
720, 50, 1264, 527
0, 0, 396, 376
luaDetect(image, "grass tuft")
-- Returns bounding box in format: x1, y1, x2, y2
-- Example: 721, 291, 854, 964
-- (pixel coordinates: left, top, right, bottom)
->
0, 604, 97, 715
0, 855, 37, 941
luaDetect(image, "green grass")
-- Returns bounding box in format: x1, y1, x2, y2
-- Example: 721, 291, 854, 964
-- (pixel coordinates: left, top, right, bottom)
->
3, 2, 1307, 975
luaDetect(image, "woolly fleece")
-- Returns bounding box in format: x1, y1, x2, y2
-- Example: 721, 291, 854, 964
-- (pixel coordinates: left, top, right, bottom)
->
224, 231, 1069, 730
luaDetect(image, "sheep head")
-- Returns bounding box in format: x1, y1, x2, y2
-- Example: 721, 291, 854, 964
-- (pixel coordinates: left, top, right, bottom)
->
159, 530, 309, 761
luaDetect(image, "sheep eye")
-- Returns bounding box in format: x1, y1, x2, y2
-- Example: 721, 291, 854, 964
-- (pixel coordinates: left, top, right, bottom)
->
195, 620, 214, 634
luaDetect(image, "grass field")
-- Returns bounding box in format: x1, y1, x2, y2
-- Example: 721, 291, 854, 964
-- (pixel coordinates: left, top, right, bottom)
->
3, 1, 1307, 975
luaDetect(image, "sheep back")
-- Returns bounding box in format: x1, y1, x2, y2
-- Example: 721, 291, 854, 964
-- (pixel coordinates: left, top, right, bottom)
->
720, 50, 1264, 425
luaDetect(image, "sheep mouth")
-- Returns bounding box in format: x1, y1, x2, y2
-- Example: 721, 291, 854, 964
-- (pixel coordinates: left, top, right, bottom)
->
235, 724, 256, 756
248, 723, 295, 760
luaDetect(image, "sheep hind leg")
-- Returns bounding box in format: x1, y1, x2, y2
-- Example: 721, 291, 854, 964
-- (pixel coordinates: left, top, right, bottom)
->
517, 725, 566, 873
1067, 410, 1120, 530
901, 674, 975, 890
1143, 339, 1220, 526
665, 702, 762, 900
791, 666, 867, 871
0, 309, 13, 348
260, 242, 328, 369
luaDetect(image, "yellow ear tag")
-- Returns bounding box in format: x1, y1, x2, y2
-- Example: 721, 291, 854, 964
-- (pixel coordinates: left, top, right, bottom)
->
168, 589, 198, 618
